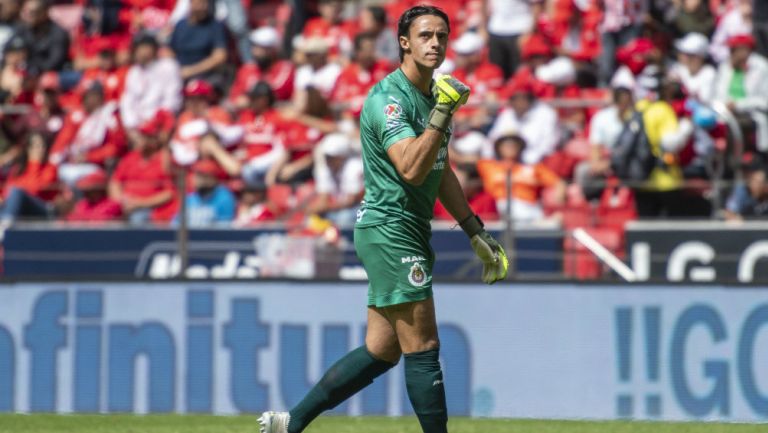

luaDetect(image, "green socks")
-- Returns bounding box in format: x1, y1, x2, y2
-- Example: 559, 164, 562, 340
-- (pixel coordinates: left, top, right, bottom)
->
405, 349, 448, 433
287, 346, 395, 433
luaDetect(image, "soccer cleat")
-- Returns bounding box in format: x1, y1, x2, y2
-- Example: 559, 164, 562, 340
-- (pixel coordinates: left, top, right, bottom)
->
258, 411, 290, 433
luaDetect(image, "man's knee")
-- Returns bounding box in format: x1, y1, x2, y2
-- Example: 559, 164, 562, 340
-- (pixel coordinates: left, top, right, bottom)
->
365, 335, 401, 364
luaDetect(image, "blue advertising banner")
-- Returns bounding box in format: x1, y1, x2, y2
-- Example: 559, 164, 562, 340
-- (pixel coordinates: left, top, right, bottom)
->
0, 282, 766, 421
2, 225, 563, 280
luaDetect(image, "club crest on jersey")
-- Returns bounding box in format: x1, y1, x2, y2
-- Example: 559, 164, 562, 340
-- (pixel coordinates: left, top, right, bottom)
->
384, 103, 403, 118
408, 262, 427, 287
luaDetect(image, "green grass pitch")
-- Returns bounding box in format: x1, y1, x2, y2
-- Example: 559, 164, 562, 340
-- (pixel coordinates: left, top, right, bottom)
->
0, 414, 765, 433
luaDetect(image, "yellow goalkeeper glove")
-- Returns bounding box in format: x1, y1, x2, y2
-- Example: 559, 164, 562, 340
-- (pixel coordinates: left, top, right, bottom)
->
460, 214, 509, 284
428, 75, 471, 132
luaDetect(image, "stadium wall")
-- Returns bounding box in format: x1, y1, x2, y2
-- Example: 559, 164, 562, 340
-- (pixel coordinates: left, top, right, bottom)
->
0, 282, 767, 422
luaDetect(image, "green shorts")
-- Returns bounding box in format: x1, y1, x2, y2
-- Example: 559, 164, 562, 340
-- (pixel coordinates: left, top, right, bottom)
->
354, 222, 435, 307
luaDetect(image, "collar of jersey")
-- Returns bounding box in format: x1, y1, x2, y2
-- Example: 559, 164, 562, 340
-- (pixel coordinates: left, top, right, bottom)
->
395, 68, 435, 102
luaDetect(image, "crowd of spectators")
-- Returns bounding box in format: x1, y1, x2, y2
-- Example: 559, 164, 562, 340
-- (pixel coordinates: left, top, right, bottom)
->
0, 0, 766, 232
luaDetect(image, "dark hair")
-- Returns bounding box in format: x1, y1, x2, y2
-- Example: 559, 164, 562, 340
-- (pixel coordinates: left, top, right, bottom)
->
354, 31, 378, 52
367, 6, 388, 27
249, 81, 276, 107
397, 6, 450, 62
132, 33, 159, 51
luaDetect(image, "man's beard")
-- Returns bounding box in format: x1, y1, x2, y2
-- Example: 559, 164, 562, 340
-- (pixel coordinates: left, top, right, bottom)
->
255, 56, 274, 70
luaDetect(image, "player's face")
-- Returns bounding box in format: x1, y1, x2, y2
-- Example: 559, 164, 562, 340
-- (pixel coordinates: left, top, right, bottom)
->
401, 15, 448, 69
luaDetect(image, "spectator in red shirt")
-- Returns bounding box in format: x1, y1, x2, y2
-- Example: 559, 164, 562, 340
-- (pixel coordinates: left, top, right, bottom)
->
0, 131, 58, 224
228, 26, 295, 109
170, 79, 242, 166
66, 169, 122, 222
74, 45, 129, 104
234, 182, 275, 226
109, 119, 177, 224
237, 82, 286, 188
50, 81, 126, 188
330, 32, 393, 116
450, 31, 504, 131
302, 0, 357, 59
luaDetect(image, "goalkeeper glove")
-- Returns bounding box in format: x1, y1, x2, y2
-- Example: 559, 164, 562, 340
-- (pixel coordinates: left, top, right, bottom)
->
460, 214, 509, 284
428, 75, 471, 132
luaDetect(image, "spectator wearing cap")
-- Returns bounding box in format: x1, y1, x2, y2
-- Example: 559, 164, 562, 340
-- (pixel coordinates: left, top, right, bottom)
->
49, 81, 127, 188
504, 34, 556, 99
487, 77, 560, 165
482, 0, 542, 79
109, 117, 177, 224
0, 131, 58, 224
66, 169, 122, 222
237, 82, 286, 188
669, 33, 716, 102
293, 36, 342, 110
228, 27, 295, 109
574, 83, 635, 199
713, 33, 768, 152
170, 78, 242, 166
725, 155, 768, 220
597, 0, 646, 86
477, 132, 565, 222
306, 132, 363, 228
710, 0, 753, 63
0, 0, 22, 64
174, 158, 235, 227
120, 34, 182, 134
450, 31, 504, 124
358, 5, 398, 64
168, 0, 227, 81
611, 37, 661, 100
16, 0, 69, 72
330, 32, 393, 117
302, 0, 357, 60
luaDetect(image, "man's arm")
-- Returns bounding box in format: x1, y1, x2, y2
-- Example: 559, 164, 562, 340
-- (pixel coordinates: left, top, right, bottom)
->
385, 130, 445, 186
181, 47, 227, 80
437, 162, 473, 223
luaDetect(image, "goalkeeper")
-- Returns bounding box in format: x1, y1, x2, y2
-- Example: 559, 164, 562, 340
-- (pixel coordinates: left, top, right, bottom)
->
259, 5, 507, 433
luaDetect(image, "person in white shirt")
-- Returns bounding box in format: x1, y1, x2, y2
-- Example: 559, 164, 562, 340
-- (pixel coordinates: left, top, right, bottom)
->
307, 133, 363, 228
293, 36, 342, 111
482, 0, 541, 79
713, 34, 768, 151
710, 0, 753, 63
120, 35, 182, 138
486, 80, 560, 164
669, 32, 716, 102
574, 83, 635, 198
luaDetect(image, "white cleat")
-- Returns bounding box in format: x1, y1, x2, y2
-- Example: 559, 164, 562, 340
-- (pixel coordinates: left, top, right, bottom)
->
258, 411, 290, 433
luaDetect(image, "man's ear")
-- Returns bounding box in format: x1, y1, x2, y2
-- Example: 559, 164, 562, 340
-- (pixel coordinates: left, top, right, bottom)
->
399, 35, 410, 56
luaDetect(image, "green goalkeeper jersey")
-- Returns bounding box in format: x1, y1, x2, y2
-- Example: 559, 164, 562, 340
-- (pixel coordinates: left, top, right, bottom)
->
356, 68, 451, 231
